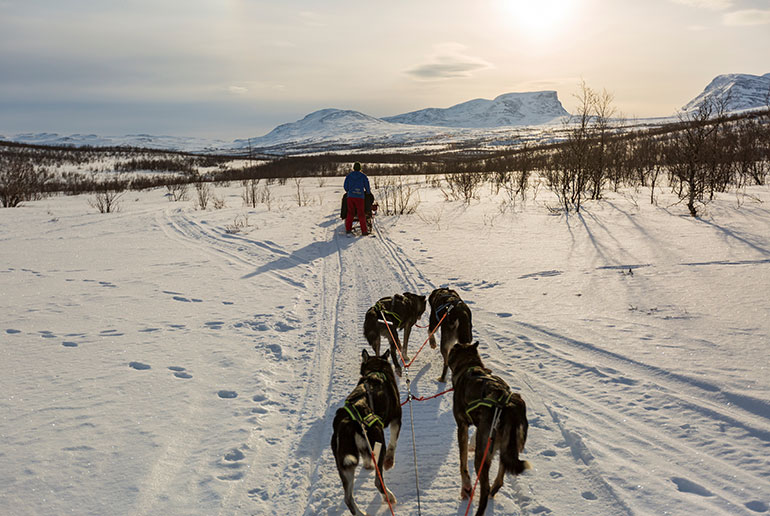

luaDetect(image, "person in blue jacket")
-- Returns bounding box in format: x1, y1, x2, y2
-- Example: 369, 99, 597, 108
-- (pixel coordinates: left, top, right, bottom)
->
344, 162, 371, 235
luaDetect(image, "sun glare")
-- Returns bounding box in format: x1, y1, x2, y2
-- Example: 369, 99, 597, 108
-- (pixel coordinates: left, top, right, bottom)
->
503, 0, 575, 36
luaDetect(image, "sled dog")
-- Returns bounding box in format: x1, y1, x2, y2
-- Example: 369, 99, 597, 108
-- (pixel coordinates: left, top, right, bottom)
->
363, 292, 426, 377
331, 349, 402, 516
448, 342, 529, 516
427, 287, 473, 382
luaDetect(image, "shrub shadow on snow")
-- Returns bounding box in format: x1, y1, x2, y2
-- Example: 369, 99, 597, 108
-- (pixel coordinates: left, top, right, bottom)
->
242, 235, 354, 281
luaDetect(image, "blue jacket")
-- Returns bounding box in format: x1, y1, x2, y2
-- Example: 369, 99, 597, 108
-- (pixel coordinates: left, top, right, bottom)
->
344, 170, 370, 199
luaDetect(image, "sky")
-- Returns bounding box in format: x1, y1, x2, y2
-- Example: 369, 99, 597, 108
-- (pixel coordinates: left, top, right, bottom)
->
1, 0, 769, 141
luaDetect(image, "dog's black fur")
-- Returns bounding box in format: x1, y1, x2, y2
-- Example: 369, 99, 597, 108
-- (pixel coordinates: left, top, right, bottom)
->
364, 292, 426, 377
428, 288, 473, 382
448, 342, 529, 516
331, 349, 402, 515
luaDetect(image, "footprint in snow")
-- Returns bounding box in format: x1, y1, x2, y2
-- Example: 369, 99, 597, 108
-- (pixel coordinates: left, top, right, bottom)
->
168, 366, 192, 379
129, 362, 151, 370
671, 477, 714, 497
582, 491, 598, 501
497, 312, 513, 318
746, 501, 768, 513
218, 390, 238, 399
62, 341, 78, 348
6, 329, 21, 334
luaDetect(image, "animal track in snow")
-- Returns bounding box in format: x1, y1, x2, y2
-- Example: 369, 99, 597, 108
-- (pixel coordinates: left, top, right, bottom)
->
40, 330, 56, 339
129, 361, 151, 370
6, 329, 21, 334
62, 341, 78, 347
168, 366, 192, 379
746, 501, 768, 513
218, 390, 238, 399
671, 477, 714, 497
205, 321, 225, 330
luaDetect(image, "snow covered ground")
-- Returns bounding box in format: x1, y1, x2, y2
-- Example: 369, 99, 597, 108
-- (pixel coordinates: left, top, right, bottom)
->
1, 177, 769, 515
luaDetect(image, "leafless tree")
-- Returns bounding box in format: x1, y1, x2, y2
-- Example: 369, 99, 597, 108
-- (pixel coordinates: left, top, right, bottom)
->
0, 155, 50, 207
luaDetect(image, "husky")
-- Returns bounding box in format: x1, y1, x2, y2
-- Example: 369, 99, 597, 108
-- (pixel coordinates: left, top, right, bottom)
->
447, 342, 529, 516
331, 349, 402, 516
427, 287, 473, 382
363, 292, 427, 377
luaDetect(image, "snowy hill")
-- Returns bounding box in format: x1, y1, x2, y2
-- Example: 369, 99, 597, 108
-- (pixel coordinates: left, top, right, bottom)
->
383, 91, 570, 128
683, 73, 770, 113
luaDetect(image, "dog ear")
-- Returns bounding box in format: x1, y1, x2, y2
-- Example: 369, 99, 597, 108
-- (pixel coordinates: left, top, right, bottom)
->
362, 349, 370, 362
472, 341, 480, 351
381, 349, 390, 361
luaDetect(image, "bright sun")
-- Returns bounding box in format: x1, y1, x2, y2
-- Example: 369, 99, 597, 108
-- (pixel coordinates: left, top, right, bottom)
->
503, 0, 575, 35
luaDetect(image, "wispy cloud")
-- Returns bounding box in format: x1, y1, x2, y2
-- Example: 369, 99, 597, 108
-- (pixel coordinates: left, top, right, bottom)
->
669, 0, 733, 10
228, 86, 248, 95
723, 9, 770, 25
406, 43, 491, 80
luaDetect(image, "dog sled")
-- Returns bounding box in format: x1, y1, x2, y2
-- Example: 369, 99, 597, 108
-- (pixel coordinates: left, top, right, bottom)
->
340, 192, 378, 235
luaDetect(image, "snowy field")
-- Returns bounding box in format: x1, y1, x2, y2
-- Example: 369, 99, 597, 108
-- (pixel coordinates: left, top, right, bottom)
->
1, 176, 769, 516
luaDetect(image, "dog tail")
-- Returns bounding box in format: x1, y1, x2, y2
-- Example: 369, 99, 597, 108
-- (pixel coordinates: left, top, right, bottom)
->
331, 410, 360, 469
457, 309, 472, 344
499, 394, 531, 475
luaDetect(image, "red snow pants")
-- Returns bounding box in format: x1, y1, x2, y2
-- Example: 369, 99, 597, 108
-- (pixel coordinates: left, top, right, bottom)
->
345, 196, 368, 234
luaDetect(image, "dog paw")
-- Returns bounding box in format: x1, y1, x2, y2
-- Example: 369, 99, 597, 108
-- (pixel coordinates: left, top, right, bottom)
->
461, 484, 472, 499
383, 489, 397, 505
429, 342, 437, 349
383, 455, 395, 470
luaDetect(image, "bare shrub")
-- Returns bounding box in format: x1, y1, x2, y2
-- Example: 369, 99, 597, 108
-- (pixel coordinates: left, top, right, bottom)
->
380, 177, 419, 215
194, 180, 211, 210
89, 190, 123, 213
224, 213, 250, 234
166, 182, 189, 202
242, 179, 260, 208
0, 155, 50, 207
441, 172, 483, 204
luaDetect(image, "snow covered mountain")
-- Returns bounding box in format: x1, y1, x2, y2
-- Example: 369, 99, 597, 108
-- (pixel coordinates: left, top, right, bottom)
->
682, 73, 770, 113
383, 91, 569, 128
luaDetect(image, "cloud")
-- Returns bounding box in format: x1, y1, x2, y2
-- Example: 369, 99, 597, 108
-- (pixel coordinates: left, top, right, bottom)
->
669, 0, 733, 10
406, 43, 491, 80
723, 9, 770, 25
228, 86, 249, 95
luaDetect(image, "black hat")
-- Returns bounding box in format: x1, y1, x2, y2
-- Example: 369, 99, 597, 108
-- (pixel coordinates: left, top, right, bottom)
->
353, 162, 361, 171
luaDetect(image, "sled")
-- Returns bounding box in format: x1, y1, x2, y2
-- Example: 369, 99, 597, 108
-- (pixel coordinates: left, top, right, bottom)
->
340, 192, 378, 234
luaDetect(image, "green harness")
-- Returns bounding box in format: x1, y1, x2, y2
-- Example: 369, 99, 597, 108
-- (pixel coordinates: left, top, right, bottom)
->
343, 371, 389, 429
457, 366, 514, 420
371, 298, 403, 329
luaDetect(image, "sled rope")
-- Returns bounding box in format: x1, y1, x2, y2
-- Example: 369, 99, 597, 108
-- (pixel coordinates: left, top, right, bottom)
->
401, 387, 454, 407
404, 308, 450, 368
380, 310, 422, 515
464, 405, 502, 516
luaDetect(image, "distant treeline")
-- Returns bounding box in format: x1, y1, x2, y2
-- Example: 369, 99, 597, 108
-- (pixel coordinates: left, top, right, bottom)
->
2, 102, 769, 215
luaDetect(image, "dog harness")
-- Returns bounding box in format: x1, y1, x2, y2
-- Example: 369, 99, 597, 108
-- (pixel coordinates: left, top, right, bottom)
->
370, 297, 404, 329
456, 366, 514, 423
343, 371, 390, 429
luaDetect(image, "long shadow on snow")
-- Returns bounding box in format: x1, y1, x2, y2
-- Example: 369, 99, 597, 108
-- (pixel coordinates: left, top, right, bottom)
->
241, 220, 356, 280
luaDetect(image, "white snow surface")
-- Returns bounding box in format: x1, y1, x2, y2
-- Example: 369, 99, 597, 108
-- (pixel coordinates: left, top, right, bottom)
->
2, 179, 770, 516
